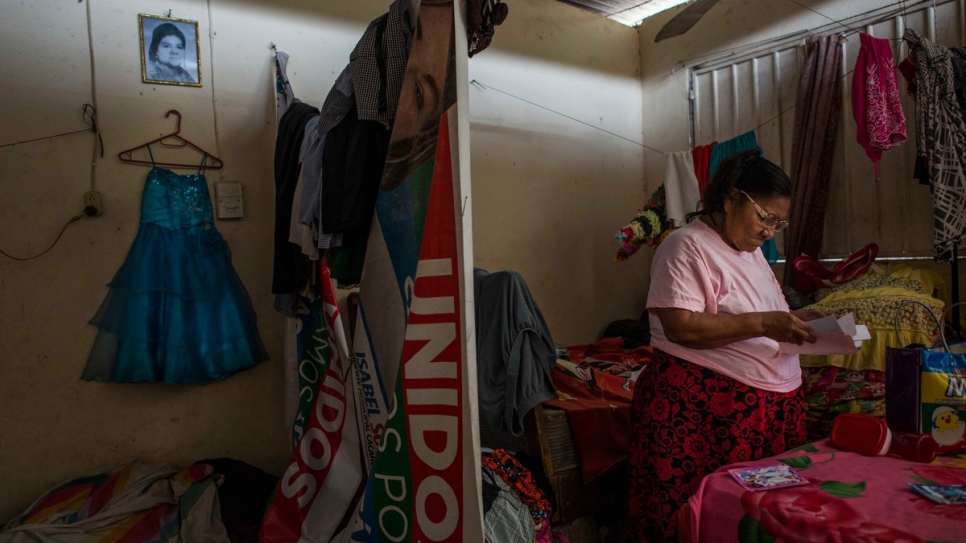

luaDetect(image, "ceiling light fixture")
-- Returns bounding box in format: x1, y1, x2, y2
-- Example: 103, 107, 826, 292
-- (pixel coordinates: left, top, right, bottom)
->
609, 0, 694, 27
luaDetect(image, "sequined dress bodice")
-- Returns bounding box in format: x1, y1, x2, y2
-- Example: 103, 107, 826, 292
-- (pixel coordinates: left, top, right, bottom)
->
141, 168, 214, 229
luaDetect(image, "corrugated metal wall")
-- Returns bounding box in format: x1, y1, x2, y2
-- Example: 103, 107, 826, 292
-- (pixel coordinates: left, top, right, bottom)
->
689, 0, 966, 259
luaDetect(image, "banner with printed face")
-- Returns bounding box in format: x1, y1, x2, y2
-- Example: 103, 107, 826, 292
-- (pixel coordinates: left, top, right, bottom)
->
344, 0, 481, 539
260, 1, 478, 541
346, 111, 467, 543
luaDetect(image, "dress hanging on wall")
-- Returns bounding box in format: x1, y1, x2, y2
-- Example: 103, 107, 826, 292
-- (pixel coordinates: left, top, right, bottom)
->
82, 147, 268, 384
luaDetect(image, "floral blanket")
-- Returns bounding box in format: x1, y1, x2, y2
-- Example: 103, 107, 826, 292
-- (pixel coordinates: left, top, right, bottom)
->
802, 366, 886, 440
688, 439, 966, 543
0, 462, 227, 543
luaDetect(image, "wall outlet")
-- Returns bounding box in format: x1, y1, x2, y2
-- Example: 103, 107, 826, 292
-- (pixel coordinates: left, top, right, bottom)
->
84, 191, 102, 217
214, 182, 244, 219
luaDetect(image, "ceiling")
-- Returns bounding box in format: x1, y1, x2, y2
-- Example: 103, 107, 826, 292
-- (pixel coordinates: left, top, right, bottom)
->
554, 0, 691, 27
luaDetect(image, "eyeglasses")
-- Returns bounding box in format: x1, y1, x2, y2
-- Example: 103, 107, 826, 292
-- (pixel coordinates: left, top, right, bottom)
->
740, 191, 789, 232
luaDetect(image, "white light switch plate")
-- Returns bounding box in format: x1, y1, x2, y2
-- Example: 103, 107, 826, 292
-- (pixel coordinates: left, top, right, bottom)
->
214, 181, 244, 219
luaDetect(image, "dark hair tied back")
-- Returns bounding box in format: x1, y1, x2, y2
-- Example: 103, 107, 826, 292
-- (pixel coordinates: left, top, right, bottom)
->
686, 149, 791, 223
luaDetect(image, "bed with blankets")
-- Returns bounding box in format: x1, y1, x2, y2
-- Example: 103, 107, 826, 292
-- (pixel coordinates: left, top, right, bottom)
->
1, 458, 278, 543
796, 266, 946, 440
478, 266, 950, 532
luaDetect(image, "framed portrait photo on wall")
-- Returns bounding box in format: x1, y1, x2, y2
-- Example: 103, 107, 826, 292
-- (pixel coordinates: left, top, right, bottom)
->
139, 14, 202, 87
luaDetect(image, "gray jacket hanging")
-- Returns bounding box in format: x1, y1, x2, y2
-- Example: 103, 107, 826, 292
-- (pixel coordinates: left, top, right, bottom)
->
474, 268, 558, 436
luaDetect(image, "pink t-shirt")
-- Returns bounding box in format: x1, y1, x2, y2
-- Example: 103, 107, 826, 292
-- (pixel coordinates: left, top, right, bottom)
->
647, 219, 801, 392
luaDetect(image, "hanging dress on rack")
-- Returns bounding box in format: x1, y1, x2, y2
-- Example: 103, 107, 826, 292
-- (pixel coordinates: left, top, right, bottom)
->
82, 147, 268, 384
904, 28, 966, 261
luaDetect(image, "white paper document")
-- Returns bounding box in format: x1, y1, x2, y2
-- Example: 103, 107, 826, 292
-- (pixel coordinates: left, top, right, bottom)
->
779, 312, 869, 355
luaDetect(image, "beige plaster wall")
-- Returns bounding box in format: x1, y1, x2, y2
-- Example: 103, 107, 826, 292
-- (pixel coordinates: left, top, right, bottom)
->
0, 0, 644, 520
468, 0, 646, 344
0, 0, 384, 522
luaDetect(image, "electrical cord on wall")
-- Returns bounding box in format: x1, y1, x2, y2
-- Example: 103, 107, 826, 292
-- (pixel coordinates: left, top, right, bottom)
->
0, 214, 86, 261
85, 0, 102, 194
2, 2, 101, 261
0, 103, 101, 261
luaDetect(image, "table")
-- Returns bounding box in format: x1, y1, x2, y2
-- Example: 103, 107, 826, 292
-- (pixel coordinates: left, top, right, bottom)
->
685, 439, 966, 543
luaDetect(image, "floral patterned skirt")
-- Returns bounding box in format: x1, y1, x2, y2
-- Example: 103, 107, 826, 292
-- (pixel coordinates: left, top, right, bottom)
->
624, 349, 807, 543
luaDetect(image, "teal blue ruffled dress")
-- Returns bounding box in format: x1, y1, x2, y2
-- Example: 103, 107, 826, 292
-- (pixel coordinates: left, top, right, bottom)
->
82, 152, 267, 384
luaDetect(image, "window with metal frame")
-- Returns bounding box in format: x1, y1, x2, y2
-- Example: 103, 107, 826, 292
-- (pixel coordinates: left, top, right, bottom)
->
688, 0, 965, 261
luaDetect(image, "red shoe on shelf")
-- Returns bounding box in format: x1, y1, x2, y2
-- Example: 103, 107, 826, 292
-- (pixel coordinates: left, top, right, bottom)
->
830, 242, 879, 284
791, 243, 880, 295
792, 254, 834, 295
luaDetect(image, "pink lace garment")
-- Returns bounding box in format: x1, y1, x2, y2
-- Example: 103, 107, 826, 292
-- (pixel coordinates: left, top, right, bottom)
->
852, 32, 907, 182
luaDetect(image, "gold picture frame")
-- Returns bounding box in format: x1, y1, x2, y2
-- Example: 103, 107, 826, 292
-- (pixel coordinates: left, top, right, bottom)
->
139, 14, 202, 87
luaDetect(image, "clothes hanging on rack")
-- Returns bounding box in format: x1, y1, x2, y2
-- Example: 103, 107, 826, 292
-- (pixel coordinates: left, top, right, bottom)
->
349, 0, 413, 128
319, 103, 392, 286
851, 32, 906, 182
708, 130, 759, 180
708, 131, 779, 264
948, 48, 966, 112
274, 50, 296, 125
82, 148, 268, 384
293, 0, 413, 287
903, 28, 966, 262
691, 141, 716, 196
273, 101, 319, 304
299, 68, 351, 251
467, 0, 509, 57
272, 0, 415, 309
663, 151, 701, 227
288, 167, 320, 260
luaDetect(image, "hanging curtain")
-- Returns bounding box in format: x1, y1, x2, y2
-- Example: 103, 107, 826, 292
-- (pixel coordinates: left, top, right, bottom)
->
783, 34, 843, 288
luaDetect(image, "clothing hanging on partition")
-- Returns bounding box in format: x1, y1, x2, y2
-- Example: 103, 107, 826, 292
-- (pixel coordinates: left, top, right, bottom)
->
288, 166, 320, 260
349, 0, 413, 128
272, 100, 319, 306
299, 68, 350, 251
292, 0, 413, 287
274, 50, 296, 124
467, 0, 509, 57
275, 49, 307, 443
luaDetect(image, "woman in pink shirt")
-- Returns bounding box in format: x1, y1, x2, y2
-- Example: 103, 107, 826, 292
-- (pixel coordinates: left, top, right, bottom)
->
625, 150, 822, 543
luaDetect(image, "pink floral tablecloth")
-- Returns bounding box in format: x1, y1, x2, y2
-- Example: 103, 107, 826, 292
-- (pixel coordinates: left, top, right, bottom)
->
688, 439, 966, 543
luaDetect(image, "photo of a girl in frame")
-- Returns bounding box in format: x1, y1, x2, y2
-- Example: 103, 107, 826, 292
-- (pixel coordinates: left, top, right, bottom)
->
140, 14, 202, 87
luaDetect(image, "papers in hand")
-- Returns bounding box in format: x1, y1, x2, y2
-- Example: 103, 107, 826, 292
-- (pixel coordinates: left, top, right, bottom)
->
779, 312, 870, 355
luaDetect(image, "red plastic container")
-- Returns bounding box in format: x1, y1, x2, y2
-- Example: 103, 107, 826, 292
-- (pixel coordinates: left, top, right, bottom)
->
890, 432, 940, 463
829, 414, 939, 463
830, 414, 892, 455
